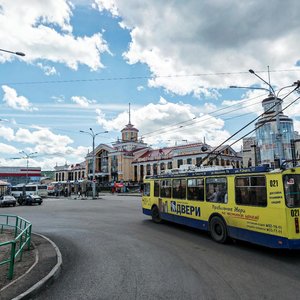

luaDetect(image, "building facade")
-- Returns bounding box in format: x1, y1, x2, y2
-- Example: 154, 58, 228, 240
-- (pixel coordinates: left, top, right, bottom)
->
242, 137, 259, 167
55, 109, 242, 187
0, 166, 41, 186
132, 143, 242, 182
82, 115, 242, 185
255, 94, 295, 167
85, 120, 148, 183
54, 162, 86, 182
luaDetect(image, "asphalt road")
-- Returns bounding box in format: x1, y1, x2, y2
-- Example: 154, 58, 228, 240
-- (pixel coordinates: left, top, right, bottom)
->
3, 195, 300, 300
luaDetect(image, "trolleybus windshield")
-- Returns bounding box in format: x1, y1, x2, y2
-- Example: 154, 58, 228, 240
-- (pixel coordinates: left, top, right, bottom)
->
284, 174, 300, 208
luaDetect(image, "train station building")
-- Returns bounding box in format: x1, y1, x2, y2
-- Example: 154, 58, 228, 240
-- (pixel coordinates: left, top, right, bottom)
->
76, 115, 242, 185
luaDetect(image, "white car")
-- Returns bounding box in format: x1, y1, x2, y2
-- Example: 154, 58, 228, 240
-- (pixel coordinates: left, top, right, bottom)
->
0, 195, 17, 207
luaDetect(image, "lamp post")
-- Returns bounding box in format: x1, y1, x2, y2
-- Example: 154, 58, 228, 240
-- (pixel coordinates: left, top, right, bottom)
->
0, 48, 25, 56
16, 150, 37, 184
248, 69, 284, 165
80, 129, 108, 198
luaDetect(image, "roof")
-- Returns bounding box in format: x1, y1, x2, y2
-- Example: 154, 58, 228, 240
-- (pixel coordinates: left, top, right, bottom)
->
121, 123, 139, 132
146, 165, 270, 179
0, 180, 9, 186
133, 143, 211, 162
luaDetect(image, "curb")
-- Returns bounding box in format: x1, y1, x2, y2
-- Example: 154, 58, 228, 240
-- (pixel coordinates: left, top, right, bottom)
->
12, 233, 62, 300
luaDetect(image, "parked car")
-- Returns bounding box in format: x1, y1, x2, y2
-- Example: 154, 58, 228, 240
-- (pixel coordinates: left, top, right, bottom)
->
0, 195, 17, 207
18, 194, 43, 206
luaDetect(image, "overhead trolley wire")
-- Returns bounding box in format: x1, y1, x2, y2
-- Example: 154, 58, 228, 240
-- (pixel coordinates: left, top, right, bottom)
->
140, 91, 269, 139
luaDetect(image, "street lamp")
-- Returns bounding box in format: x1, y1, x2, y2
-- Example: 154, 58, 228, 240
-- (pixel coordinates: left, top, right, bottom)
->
11, 151, 38, 184
0, 48, 25, 56
20, 151, 38, 184
229, 85, 270, 92
248, 69, 284, 165
80, 129, 108, 198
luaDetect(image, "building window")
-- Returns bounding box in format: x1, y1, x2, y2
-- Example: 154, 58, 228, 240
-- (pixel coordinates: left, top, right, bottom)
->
196, 157, 202, 167
146, 164, 151, 175
187, 158, 192, 165
153, 163, 158, 175
160, 162, 165, 170
167, 161, 172, 169
177, 159, 183, 168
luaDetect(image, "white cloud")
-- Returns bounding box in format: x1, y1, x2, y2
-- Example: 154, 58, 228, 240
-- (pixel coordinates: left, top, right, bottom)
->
71, 96, 97, 107
51, 95, 65, 103
0, 143, 18, 154
0, 124, 89, 169
37, 63, 57, 76
0, 0, 110, 70
95, 0, 300, 97
2, 85, 38, 111
93, 0, 119, 16
0, 125, 15, 141
96, 97, 231, 147
222, 89, 267, 117
137, 85, 144, 91
14, 128, 73, 147
294, 120, 300, 133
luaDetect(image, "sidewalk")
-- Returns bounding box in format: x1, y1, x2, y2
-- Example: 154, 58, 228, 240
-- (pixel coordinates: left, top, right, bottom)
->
0, 233, 62, 300
48, 192, 141, 200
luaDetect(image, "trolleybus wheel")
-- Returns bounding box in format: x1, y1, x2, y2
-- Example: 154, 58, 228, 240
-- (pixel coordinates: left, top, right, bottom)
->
209, 216, 228, 243
151, 205, 162, 223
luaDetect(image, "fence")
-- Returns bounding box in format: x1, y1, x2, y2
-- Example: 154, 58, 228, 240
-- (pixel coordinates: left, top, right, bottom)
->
0, 214, 32, 279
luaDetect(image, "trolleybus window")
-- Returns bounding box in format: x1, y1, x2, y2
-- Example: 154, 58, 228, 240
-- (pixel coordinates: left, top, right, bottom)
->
160, 180, 171, 198
206, 177, 227, 203
235, 176, 267, 207
143, 183, 150, 196
154, 180, 160, 197
284, 175, 300, 208
187, 178, 204, 201
172, 179, 186, 199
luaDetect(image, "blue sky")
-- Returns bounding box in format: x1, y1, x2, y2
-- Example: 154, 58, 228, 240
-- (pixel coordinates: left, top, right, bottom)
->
0, 0, 300, 170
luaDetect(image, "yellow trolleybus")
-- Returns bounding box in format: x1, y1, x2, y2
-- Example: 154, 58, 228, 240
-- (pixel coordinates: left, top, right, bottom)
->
142, 165, 300, 249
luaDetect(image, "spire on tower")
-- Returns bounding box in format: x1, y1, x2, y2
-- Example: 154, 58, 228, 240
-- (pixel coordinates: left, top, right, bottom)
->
128, 103, 131, 125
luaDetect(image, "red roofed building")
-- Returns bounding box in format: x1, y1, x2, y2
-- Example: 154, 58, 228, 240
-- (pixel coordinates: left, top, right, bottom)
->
132, 143, 242, 182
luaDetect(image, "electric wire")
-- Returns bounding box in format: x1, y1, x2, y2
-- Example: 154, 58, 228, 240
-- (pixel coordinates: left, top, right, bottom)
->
140, 92, 269, 139
1, 68, 300, 86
